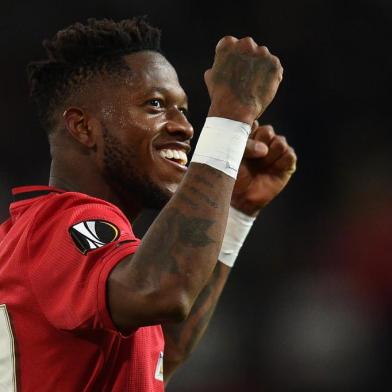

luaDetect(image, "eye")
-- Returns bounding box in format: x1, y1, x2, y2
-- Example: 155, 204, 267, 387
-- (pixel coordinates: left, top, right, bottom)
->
148, 99, 164, 108
179, 107, 189, 117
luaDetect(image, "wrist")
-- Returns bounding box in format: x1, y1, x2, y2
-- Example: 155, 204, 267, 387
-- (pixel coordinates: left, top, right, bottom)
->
208, 100, 258, 125
191, 117, 251, 179
230, 199, 264, 217
218, 206, 256, 267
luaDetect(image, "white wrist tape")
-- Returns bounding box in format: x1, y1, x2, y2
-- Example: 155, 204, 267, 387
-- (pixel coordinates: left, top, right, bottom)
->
219, 206, 256, 267
191, 117, 251, 179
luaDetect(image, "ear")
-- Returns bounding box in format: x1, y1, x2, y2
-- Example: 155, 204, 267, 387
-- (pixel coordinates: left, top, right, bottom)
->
62, 107, 100, 148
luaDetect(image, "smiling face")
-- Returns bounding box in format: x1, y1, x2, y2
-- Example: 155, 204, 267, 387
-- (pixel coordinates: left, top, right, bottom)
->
95, 51, 194, 209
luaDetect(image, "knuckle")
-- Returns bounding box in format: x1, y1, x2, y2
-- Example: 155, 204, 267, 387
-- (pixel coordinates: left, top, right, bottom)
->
269, 56, 282, 71
216, 36, 237, 53
237, 37, 258, 53
240, 36, 257, 46
289, 147, 298, 160
224, 35, 238, 43
218, 35, 237, 47
258, 45, 270, 55
279, 135, 287, 145
288, 151, 298, 172
264, 125, 275, 138
274, 135, 287, 150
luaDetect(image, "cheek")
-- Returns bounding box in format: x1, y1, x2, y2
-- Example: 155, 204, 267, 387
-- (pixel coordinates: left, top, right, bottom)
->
102, 112, 161, 171
115, 110, 158, 145
105, 124, 151, 157
100, 104, 116, 122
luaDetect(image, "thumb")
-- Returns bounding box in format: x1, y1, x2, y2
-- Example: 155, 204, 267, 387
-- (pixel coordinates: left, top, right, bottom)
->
243, 139, 269, 158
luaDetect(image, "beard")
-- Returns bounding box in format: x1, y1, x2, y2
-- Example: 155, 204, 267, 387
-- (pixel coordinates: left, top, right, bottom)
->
102, 127, 171, 210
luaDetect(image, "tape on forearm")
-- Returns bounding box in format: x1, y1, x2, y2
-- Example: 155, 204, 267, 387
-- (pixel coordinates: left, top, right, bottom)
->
191, 117, 251, 179
219, 206, 256, 267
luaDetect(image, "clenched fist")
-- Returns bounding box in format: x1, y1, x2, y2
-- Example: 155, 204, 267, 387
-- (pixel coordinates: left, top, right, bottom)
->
232, 122, 297, 216
205, 36, 283, 125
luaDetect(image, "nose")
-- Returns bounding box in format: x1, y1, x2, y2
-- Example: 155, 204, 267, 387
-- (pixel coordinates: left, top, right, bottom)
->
165, 108, 194, 140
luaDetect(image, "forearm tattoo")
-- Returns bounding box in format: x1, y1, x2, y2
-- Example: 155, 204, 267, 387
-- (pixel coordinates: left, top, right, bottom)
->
132, 166, 228, 288
164, 262, 228, 355
184, 184, 219, 209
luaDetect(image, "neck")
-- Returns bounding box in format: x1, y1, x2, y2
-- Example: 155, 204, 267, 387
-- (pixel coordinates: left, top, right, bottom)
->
49, 157, 142, 221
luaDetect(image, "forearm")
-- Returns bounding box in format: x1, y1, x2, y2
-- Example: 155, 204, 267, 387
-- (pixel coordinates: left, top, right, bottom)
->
109, 163, 235, 329
161, 204, 259, 381
163, 261, 231, 383
134, 163, 232, 301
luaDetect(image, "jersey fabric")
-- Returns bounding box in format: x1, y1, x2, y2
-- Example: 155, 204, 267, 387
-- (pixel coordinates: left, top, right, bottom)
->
0, 186, 165, 392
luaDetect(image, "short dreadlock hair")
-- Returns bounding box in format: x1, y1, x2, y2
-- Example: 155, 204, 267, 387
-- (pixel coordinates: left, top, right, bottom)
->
27, 17, 162, 134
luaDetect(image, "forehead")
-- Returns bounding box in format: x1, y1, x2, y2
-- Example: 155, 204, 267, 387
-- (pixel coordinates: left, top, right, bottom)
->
121, 51, 186, 98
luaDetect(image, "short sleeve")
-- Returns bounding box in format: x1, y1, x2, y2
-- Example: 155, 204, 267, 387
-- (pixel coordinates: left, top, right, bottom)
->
27, 193, 140, 333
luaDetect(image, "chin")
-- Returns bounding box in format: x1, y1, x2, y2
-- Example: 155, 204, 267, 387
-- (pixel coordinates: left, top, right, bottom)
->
138, 182, 174, 210
112, 171, 182, 211
143, 181, 180, 210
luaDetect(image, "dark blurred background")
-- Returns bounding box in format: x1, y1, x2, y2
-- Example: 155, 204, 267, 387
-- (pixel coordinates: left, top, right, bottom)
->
1, 1, 392, 391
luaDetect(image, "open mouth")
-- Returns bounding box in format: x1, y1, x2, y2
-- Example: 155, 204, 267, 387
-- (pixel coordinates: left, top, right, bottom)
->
159, 148, 188, 167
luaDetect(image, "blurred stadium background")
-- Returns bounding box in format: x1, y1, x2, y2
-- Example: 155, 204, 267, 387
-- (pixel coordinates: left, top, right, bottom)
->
1, 1, 391, 390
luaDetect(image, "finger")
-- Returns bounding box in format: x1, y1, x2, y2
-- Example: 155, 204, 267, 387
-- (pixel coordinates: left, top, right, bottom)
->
256, 45, 270, 56
260, 135, 289, 167
246, 122, 271, 158
237, 37, 259, 53
251, 120, 260, 133
216, 36, 238, 52
271, 147, 297, 174
251, 124, 275, 146
243, 138, 269, 158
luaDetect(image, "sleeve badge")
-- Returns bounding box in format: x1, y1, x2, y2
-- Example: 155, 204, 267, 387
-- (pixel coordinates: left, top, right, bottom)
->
69, 220, 120, 254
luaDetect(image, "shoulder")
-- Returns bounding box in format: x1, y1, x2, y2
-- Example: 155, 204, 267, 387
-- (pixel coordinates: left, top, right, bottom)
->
35, 191, 129, 224
29, 191, 135, 250
32, 192, 133, 243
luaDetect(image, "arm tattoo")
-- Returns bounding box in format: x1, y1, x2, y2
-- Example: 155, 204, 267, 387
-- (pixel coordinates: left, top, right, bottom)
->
187, 171, 223, 187
132, 208, 217, 286
184, 185, 219, 209
176, 212, 215, 247
164, 262, 226, 352
178, 193, 199, 209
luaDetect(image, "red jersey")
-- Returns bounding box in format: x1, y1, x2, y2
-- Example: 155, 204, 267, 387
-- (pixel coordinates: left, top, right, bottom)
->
0, 186, 165, 392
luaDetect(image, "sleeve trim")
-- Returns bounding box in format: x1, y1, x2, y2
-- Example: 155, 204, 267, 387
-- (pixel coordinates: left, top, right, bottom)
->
96, 241, 140, 335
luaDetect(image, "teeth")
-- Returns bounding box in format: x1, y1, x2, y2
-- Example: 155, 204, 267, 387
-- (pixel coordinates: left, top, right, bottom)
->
178, 150, 187, 165
159, 149, 188, 166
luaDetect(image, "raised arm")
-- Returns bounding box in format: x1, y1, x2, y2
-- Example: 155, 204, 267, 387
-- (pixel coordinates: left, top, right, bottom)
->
162, 122, 297, 382
107, 36, 284, 333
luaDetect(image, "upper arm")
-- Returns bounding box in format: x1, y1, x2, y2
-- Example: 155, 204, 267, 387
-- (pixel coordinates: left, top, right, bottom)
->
107, 250, 190, 333
27, 195, 139, 334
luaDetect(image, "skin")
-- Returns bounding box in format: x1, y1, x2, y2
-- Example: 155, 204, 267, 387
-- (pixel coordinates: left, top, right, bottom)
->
49, 36, 297, 384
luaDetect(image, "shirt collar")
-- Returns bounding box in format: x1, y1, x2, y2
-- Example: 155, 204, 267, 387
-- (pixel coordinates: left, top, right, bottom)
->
11, 185, 65, 202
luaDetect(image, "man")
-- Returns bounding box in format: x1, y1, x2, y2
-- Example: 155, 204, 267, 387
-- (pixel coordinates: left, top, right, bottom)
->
0, 17, 296, 391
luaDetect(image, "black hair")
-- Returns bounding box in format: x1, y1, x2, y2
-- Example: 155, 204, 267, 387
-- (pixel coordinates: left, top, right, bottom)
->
27, 17, 162, 133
